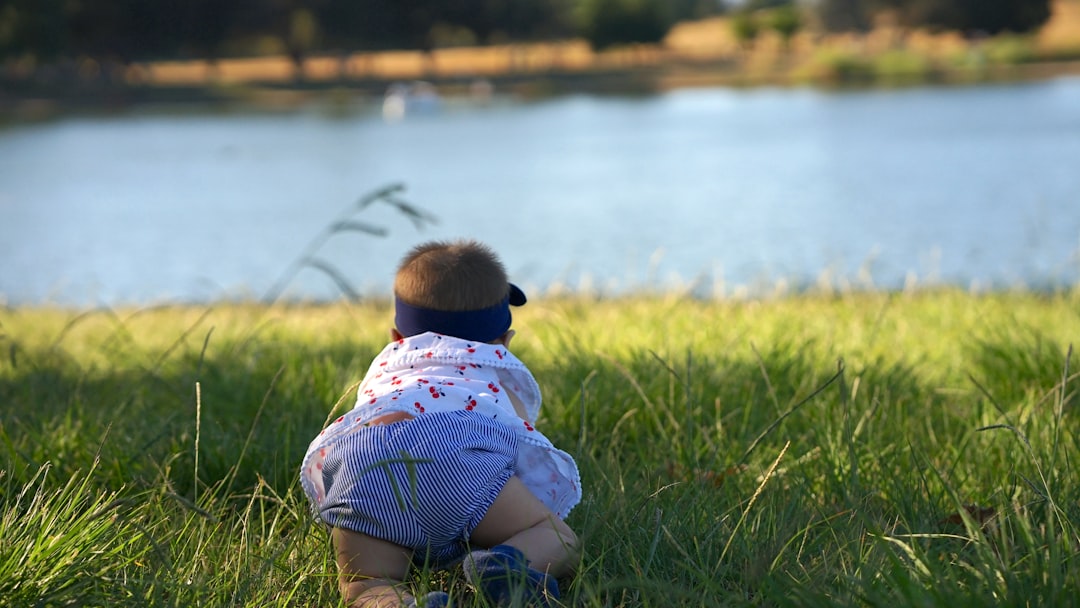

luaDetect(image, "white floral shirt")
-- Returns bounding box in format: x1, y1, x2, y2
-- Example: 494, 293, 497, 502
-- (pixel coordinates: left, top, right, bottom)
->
301, 332, 582, 518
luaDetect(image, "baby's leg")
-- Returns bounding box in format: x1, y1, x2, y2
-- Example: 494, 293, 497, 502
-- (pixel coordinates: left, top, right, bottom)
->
465, 476, 580, 606
333, 527, 447, 608
470, 475, 579, 577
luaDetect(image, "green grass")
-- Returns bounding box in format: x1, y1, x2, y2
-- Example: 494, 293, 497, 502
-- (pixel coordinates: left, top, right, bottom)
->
793, 31, 1076, 88
2, 289, 1079, 606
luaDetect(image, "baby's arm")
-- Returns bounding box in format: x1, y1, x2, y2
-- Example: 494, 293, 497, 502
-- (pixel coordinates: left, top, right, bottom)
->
504, 387, 532, 423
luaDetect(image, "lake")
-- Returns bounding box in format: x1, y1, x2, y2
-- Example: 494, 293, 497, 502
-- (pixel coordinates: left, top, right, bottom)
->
2, 77, 1079, 307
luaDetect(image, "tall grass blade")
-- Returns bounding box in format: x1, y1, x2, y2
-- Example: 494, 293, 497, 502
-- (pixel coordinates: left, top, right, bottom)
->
262, 183, 436, 304
720, 440, 789, 565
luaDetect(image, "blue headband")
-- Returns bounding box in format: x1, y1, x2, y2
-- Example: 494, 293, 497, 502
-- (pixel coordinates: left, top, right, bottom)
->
395, 284, 527, 343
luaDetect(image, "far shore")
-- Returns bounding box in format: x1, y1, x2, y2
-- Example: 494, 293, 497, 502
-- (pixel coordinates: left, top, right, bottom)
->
3, 3, 1080, 119
5, 54, 1080, 122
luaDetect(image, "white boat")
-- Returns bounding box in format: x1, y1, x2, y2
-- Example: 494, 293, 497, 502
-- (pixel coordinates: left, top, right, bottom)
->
382, 81, 441, 121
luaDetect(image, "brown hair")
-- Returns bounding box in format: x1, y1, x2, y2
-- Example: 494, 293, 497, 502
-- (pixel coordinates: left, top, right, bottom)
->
394, 240, 510, 312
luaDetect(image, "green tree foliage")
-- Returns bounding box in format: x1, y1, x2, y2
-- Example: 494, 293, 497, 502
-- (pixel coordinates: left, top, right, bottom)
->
669, 0, 728, 20
768, 5, 802, 48
817, 0, 874, 33
435, 0, 576, 44
1, 0, 262, 64
0, 0, 579, 63
0, 0, 69, 61
879, 0, 1051, 35
314, 0, 575, 54
0, 0, 1056, 65
731, 10, 761, 49
745, 0, 793, 9
66, 0, 163, 62
577, 0, 674, 50
316, 0, 429, 52
819, 0, 1052, 35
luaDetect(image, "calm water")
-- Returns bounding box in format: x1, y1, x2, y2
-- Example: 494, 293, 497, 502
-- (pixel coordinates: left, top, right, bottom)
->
2, 78, 1080, 306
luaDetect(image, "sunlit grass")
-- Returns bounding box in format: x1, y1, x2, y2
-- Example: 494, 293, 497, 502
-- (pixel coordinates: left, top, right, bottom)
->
2, 289, 1079, 606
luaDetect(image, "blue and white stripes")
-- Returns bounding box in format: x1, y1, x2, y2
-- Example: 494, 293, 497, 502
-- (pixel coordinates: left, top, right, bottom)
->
317, 411, 518, 564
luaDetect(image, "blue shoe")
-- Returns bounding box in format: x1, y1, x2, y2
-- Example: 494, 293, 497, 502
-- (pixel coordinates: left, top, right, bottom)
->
463, 545, 559, 607
405, 591, 451, 608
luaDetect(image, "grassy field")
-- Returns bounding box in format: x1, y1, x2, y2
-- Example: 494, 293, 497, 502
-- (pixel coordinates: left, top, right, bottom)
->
1, 290, 1079, 606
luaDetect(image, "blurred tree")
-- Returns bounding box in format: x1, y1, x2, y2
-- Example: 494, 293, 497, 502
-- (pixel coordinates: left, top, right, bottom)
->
878, 0, 1051, 35
668, 0, 728, 20
186, 1, 254, 59
67, 0, 168, 63
7, 0, 1051, 71
497, 0, 579, 41
745, 0, 793, 9
316, 0, 573, 54
0, 0, 68, 61
1, 0, 721, 65
64, 0, 256, 63
818, 0, 1052, 36
318, 0, 427, 52
252, 0, 318, 75
288, 7, 319, 65
429, 0, 573, 45
731, 10, 760, 49
768, 4, 802, 49
816, 0, 874, 32
577, 0, 674, 50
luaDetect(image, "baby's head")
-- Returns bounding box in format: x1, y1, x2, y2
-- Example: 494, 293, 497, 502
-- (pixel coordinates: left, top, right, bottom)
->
393, 239, 526, 344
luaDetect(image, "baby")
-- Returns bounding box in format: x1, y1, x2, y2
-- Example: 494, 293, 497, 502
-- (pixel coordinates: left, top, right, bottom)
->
300, 240, 581, 607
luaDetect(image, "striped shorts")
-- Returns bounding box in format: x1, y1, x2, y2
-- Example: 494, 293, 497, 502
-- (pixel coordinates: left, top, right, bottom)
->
317, 410, 518, 565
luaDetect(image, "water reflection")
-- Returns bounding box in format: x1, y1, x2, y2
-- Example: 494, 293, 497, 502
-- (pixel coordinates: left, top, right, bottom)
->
1, 78, 1079, 306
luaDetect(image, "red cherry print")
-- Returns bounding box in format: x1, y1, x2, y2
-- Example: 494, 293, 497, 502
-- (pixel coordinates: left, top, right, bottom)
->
467, 347, 476, 353
335, 416, 345, 423
487, 382, 500, 393
414, 402, 426, 413
425, 351, 434, 358
465, 397, 477, 410
523, 420, 534, 431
